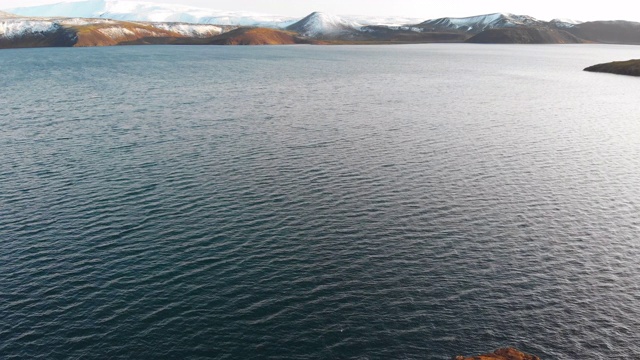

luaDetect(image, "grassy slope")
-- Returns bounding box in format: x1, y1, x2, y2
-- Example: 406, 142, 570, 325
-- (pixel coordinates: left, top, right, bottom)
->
205, 27, 314, 45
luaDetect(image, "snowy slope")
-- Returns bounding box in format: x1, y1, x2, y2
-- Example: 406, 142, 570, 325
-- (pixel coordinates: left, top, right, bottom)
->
1, 13, 117, 42
0, 13, 231, 47
286, 12, 361, 37
550, 18, 583, 28
418, 13, 542, 33
150, 23, 224, 37
0, 19, 60, 38
57, 17, 115, 26
6, 0, 297, 27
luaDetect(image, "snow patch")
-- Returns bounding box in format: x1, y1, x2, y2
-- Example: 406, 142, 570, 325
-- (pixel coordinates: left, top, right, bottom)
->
0, 19, 59, 38
151, 23, 223, 37
553, 18, 583, 25
447, 13, 504, 27
97, 26, 134, 38
550, 18, 583, 28
400, 26, 424, 33
59, 17, 116, 25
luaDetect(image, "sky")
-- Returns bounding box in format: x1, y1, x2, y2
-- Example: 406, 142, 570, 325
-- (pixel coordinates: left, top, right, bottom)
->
2, 0, 640, 22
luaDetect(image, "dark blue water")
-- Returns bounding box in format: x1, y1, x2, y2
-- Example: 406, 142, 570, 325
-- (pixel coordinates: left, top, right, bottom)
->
2, 44, 640, 359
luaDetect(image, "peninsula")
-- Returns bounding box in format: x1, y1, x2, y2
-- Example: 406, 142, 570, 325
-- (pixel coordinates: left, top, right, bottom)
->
584, 59, 640, 76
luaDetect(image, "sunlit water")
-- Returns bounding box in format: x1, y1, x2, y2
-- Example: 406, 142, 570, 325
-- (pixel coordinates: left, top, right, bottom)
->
2, 44, 640, 359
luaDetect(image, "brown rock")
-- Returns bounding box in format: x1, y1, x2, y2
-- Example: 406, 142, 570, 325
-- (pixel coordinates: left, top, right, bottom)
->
453, 347, 540, 360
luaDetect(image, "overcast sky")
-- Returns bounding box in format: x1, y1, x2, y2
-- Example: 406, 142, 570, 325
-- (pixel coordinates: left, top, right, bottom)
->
2, 0, 640, 22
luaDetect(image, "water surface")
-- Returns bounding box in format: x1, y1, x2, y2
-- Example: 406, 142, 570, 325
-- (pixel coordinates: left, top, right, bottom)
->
2, 44, 640, 359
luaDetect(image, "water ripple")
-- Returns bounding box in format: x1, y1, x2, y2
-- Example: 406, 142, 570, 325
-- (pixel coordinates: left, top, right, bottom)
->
2, 45, 640, 359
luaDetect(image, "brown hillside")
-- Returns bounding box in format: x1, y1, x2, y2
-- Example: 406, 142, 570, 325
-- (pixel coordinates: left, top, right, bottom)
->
207, 27, 314, 45
567, 21, 640, 44
467, 27, 584, 44
70, 22, 182, 47
357, 26, 469, 43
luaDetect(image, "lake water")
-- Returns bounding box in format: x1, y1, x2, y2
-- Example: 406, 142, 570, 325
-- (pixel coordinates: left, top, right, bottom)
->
2, 44, 640, 359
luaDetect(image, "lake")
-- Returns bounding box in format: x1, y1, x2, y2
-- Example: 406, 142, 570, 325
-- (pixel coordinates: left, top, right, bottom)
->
1, 44, 640, 359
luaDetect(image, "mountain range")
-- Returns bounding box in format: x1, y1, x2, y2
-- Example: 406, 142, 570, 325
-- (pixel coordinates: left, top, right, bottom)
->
2, 0, 640, 48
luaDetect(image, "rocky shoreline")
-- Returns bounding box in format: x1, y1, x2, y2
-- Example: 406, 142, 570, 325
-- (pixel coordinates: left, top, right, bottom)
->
584, 59, 640, 76
453, 347, 540, 360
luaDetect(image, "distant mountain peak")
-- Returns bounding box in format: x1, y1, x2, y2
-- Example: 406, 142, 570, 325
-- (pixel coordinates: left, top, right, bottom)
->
418, 12, 542, 33
286, 11, 361, 37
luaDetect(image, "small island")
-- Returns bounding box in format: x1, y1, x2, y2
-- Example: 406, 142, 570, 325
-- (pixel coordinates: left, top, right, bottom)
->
453, 347, 540, 360
584, 59, 640, 76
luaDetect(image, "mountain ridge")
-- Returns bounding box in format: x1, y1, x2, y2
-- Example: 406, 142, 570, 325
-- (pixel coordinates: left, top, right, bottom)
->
3, 3, 640, 48
0, 14, 241, 48
416, 13, 543, 34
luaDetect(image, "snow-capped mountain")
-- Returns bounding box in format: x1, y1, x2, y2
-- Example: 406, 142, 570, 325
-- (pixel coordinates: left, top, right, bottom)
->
286, 12, 361, 37
6, 0, 298, 27
2, 5, 639, 48
417, 13, 543, 33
